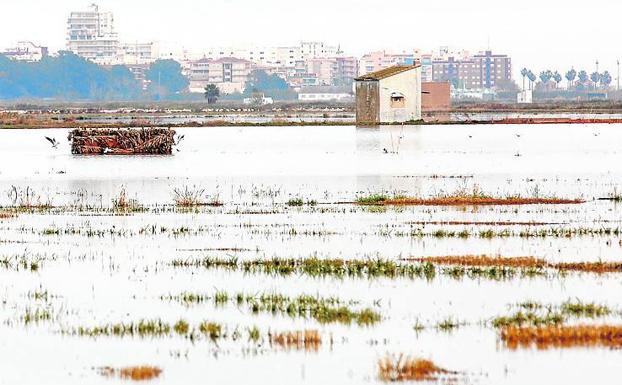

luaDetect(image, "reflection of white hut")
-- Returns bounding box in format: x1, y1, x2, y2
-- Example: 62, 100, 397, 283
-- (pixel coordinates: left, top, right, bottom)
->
355, 65, 422, 125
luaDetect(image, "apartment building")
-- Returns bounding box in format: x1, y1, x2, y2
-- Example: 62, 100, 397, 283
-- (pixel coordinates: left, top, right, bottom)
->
306, 57, 358, 86
188, 57, 253, 94
1, 41, 48, 62
67, 4, 158, 66
202, 42, 340, 69
121, 42, 160, 65
359, 51, 415, 76
432, 50, 511, 89
66, 4, 119, 64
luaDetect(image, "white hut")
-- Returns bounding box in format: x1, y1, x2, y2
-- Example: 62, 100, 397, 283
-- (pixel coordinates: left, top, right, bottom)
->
355, 65, 422, 125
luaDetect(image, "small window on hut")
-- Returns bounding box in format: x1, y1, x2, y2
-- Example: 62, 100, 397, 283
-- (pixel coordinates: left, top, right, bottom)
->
390, 92, 405, 108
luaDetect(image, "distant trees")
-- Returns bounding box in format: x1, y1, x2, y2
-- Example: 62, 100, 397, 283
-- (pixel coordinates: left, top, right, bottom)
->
243, 69, 296, 100
0, 51, 142, 100
527, 71, 537, 89
553, 71, 562, 87
565, 69, 576, 88
204, 84, 220, 104
145, 59, 189, 100
601, 71, 612, 87
520, 68, 529, 90
590, 71, 601, 86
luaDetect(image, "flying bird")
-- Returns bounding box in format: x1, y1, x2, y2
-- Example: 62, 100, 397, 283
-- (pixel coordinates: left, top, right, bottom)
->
45, 136, 58, 149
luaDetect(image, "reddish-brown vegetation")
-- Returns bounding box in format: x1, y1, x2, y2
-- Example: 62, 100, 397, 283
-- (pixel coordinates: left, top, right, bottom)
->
408, 255, 547, 268
371, 196, 583, 206
501, 325, 622, 350
409, 255, 622, 274
270, 330, 322, 352
99, 366, 162, 381
553, 261, 622, 273
378, 355, 455, 382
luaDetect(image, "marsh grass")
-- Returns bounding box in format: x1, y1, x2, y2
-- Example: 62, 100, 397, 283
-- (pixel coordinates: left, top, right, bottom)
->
0, 252, 45, 272
112, 188, 145, 212
492, 301, 612, 328
170, 256, 437, 281
410, 255, 622, 274
172, 186, 223, 207
378, 354, 456, 382
162, 291, 381, 326
357, 186, 583, 207
22, 307, 52, 325
5, 186, 53, 210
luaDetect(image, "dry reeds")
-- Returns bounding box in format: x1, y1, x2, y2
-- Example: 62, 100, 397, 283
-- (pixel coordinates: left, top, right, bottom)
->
410, 255, 622, 274
363, 196, 584, 206
99, 366, 162, 381
553, 262, 622, 273
270, 330, 322, 352
69, 128, 176, 155
378, 354, 454, 382
409, 255, 547, 269
501, 325, 622, 350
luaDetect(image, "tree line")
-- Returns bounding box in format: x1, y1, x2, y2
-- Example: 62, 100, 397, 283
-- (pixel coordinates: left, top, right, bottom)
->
520, 67, 613, 91
0, 52, 188, 100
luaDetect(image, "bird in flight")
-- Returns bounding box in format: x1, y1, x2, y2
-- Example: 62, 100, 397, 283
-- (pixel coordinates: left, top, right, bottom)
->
45, 136, 58, 149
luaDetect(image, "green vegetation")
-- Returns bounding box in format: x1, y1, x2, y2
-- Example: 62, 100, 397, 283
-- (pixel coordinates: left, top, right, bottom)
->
170, 256, 437, 281
162, 291, 381, 326
492, 300, 612, 328
355, 194, 388, 205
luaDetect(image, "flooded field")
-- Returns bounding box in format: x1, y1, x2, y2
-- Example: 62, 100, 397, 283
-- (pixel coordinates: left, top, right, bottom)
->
2, 123, 622, 385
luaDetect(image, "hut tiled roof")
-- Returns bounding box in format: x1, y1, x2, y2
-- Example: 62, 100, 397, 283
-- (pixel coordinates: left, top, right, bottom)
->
355, 64, 421, 81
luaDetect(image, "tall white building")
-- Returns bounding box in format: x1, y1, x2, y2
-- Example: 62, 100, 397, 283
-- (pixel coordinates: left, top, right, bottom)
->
67, 4, 120, 65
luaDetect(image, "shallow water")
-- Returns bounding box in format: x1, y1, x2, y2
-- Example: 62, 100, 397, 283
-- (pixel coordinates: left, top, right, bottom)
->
1, 124, 622, 385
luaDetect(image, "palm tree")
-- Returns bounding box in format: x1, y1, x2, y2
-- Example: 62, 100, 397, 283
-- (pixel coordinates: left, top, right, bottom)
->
565, 69, 576, 89
601, 71, 612, 88
520, 68, 529, 90
590, 72, 601, 89
539, 70, 553, 84
577, 70, 589, 84
204, 84, 220, 104
553, 71, 562, 88
527, 71, 537, 90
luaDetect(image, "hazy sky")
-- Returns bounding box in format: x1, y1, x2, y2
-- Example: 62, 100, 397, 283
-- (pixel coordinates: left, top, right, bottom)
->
1, 0, 620, 80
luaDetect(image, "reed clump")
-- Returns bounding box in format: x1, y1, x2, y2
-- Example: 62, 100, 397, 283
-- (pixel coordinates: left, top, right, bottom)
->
112, 188, 144, 212
378, 354, 454, 382
270, 330, 322, 352
501, 325, 622, 350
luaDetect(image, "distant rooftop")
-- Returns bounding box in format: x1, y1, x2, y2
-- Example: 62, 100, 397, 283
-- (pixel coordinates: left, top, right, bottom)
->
355, 64, 420, 81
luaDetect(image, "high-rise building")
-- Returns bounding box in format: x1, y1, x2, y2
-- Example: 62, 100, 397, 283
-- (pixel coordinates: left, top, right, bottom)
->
66, 4, 120, 65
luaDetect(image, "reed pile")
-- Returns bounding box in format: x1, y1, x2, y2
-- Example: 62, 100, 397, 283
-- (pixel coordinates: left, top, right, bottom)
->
68, 128, 176, 155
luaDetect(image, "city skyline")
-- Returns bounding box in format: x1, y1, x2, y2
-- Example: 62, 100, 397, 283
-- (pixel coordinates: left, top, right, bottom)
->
1, 0, 620, 80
